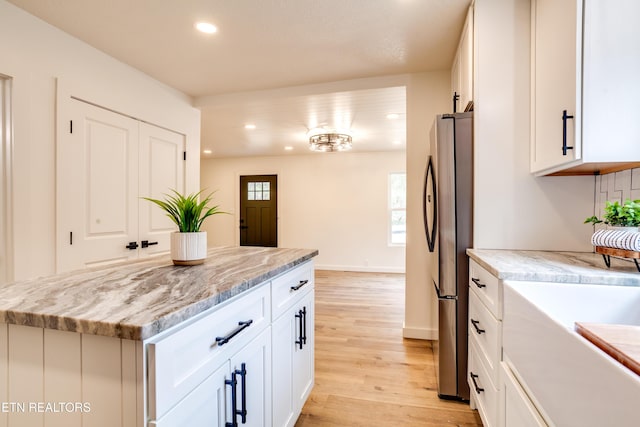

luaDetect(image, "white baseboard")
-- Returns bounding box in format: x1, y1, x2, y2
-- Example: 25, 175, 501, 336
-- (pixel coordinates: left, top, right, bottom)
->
316, 264, 405, 274
402, 326, 437, 340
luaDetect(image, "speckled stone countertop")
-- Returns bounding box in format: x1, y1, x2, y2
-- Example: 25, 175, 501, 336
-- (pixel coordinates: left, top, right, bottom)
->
0, 246, 318, 341
467, 249, 640, 286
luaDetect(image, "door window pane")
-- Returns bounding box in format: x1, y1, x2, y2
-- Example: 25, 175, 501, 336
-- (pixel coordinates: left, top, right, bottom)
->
247, 181, 271, 201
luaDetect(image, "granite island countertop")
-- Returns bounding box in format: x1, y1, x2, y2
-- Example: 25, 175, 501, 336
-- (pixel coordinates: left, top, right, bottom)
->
467, 249, 640, 286
0, 246, 318, 340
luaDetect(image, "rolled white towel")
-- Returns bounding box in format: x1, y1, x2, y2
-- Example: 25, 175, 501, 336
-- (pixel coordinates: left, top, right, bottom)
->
591, 228, 640, 251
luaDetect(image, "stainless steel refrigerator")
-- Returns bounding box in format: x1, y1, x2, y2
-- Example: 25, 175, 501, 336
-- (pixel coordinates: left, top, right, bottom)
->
423, 112, 473, 401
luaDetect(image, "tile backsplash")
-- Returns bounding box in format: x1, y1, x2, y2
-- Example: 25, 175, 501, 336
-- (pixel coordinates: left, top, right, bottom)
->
594, 167, 640, 218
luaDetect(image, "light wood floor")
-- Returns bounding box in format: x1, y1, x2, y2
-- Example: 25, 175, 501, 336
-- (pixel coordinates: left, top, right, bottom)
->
295, 270, 483, 427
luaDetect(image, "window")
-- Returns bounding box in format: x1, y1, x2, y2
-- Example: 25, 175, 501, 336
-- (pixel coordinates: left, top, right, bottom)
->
247, 181, 271, 201
389, 173, 406, 245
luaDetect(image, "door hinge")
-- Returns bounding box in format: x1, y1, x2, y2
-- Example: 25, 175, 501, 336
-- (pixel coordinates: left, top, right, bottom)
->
183, 151, 186, 161
70, 120, 73, 134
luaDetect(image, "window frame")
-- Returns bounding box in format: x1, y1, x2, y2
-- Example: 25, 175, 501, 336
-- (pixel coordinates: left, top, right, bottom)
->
388, 172, 406, 247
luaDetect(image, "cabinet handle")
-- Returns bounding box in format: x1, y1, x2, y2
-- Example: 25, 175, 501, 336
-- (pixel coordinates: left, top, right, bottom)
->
471, 277, 486, 289
295, 309, 304, 350
290, 279, 309, 291
237, 363, 247, 424
225, 364, 248, 427
470, 372, 485, 394
141, 240, 158, 248
562, 109, 574, 156
302, 306, 307, 346
215, 320, 253, 347
225, 372, 238, 427
470, 319, 486, 334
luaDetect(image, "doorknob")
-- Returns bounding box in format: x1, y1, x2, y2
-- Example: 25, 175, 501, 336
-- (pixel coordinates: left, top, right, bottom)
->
239, 225, 248, 230
125, 241, 139, 250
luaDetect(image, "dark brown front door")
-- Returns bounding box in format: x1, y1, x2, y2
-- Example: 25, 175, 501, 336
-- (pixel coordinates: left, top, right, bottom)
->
239, 175, 277, 247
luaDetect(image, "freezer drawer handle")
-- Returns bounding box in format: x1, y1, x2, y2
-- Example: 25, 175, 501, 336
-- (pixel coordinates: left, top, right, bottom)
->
471, 277, 486, 289
470, 319, 485, 334
470, 372, 485, 394
291, 279, 309, 291
215, 320, 253, 347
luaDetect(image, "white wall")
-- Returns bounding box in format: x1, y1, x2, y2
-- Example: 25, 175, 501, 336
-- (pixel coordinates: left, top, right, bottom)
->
0, 0, 200, 281
473, 0, 593, 251
200, 151, 406, 272
404, 71, 451, 340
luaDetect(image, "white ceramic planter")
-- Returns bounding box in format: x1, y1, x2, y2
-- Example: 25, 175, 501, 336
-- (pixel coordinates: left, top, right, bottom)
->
170, 231, 207, 265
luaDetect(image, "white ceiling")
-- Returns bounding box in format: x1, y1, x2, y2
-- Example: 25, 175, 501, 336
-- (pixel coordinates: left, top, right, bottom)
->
8, 0, 470, 157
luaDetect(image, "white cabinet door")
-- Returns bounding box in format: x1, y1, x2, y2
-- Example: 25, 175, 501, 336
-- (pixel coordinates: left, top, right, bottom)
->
58, 100, 185, 272
272, 289, 314, 427
501, 362, 548, 427
272, 308, 296, 427
531, 0, 580, 173
292, 291, 314, 411
138, 123, 185, 258
229, 327, 272, 427
451, 5, 473, 113
150, 361, 229, 427
59, 99, 140, 272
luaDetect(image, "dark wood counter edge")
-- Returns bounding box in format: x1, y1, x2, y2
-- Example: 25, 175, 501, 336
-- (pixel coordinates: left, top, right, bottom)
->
1, 250, 318, 341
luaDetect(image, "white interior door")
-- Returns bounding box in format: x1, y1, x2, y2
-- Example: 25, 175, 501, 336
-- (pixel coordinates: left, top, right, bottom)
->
58, 99, 139, 272
138, 123, 185, 258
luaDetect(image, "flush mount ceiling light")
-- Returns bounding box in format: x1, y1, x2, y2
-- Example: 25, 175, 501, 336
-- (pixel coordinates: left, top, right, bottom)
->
244, 124, 256, 130
308, 129, 353, 152
195, 22, 217, 34
386, 113, 400, 120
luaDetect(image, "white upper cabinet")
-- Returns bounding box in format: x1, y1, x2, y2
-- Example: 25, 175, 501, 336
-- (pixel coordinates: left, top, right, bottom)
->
451, 4, 474, 113
531, 0, 640, 176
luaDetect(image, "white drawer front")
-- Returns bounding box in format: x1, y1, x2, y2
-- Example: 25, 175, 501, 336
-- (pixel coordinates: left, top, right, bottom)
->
501, 362, 549, 427
148, 283, 270, 420
469, 259, 502, 319
272, 261, 314, 320
468, 288, 502, 385
469, 339, 498, 427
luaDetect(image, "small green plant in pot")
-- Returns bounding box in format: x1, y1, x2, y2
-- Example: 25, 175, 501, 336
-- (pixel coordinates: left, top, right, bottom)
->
143, 190, 225, 265
584, 199, 640, 229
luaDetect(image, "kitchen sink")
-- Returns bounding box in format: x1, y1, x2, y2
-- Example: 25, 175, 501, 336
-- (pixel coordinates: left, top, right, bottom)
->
503, 280, 640, 427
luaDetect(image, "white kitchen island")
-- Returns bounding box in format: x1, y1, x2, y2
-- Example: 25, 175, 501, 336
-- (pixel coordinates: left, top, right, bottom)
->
0, 246, 317, 427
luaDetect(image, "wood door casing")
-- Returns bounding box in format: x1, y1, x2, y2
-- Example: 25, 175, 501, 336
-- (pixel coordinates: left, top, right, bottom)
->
239, 175, 277, 247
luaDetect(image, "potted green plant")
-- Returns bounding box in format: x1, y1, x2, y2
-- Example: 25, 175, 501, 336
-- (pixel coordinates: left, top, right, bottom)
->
143, 190, 225, 265
584, 199, 640, 230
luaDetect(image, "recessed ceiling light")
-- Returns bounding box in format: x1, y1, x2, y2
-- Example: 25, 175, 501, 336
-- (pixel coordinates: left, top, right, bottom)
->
244, 124, 256, 130
195, 22, 217, 34
203, 149, 212, 154
386, 113, 400, 120
392, 140, 402, 145
284, 146, 293, 151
